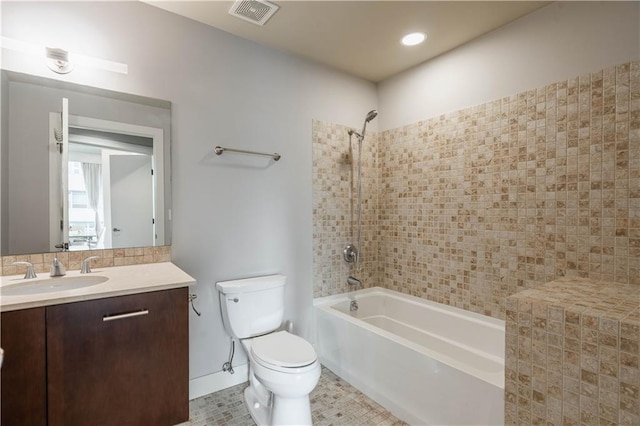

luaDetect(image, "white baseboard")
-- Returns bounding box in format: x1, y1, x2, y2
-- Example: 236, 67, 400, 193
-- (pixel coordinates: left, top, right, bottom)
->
189, 363, 249, 400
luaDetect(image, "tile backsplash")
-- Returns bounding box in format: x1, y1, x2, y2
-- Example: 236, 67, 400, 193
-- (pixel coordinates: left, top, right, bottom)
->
1, 246, 172, 276
313, 61, 639, 319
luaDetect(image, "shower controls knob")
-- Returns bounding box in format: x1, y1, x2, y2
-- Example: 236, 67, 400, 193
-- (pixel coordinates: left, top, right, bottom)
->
343, 244, 358, 263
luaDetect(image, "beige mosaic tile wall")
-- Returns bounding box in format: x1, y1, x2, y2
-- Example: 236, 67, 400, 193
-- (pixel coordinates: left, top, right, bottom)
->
505, 278, 639, 425
312, 120, 380, 297
0, 245, 172, 276
313, 62, 638, 306
379, 62, 640, 319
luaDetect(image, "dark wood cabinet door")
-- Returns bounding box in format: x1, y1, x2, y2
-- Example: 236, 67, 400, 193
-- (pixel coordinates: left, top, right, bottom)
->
1, 307, 47, 426
46, 288, 189, 426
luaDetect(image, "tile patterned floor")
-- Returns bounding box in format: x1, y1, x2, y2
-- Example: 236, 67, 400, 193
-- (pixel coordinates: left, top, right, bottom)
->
181, 367, 407, 426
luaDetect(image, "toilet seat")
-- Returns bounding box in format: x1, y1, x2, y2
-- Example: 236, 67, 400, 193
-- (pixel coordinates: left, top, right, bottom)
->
250, 331, 317, 371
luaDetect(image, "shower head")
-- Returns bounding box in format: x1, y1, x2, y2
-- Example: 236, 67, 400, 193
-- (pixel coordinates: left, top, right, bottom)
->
349, 109, 378, 140
359, 109, 378, 139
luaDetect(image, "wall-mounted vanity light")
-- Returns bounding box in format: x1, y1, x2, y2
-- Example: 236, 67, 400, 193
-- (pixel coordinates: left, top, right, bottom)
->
1, 37, 128, 75
46, 47, 73, 74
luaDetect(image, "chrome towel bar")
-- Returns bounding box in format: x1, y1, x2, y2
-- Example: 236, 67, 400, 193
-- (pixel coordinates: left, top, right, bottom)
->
214, 145, 281, 161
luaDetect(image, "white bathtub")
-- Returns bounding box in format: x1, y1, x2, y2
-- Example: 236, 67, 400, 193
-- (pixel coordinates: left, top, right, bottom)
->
313, 287, 505, 425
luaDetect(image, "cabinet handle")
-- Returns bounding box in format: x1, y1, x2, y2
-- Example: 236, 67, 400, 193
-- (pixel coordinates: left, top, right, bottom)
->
102, 309, 149, 322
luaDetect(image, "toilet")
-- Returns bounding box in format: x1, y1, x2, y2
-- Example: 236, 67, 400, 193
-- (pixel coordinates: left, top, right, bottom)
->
216, 274, 321, 426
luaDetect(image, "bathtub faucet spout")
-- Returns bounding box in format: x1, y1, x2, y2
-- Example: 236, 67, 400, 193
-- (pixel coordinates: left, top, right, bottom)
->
347, 276, 361, 288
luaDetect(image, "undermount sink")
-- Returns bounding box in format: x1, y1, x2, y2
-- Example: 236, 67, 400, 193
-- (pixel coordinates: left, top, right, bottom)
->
1, 275, 108, 296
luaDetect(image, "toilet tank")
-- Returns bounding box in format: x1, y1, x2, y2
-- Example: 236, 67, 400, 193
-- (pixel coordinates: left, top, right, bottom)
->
216, 274, 286, 339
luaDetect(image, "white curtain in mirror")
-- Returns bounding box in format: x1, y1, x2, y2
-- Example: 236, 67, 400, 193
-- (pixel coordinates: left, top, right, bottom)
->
81, 163, 103, 246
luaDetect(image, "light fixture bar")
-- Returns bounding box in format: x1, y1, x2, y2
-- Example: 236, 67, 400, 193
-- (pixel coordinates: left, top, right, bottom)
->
1, 37, 41, 55
71, 52, 128, 75
1, 36, 128, 75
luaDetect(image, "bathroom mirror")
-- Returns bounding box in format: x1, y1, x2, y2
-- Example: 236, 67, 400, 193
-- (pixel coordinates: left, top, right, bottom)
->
1, 70, 172, 255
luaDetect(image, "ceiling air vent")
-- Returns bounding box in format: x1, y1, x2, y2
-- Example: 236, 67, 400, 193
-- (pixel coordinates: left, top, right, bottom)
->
228, 0, 280, 26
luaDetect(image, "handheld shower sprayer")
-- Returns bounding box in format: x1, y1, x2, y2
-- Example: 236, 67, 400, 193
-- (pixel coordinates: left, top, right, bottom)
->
348, 109, 378, 140
364, 109, 378, 123
344, 109, 379, 291
342, 109, 378, 276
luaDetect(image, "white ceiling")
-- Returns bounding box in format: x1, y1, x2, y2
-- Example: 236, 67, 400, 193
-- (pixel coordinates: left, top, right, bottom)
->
147, 1, 550, 82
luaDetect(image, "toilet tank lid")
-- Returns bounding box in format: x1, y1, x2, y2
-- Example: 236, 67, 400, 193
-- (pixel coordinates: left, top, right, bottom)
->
216, 274, 286, 294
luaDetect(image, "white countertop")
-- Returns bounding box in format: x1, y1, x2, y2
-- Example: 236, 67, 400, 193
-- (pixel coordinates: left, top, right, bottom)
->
1, 262, 196, 312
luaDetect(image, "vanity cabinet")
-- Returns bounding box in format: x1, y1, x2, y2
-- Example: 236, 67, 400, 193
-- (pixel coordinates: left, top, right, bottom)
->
1, 287, 188, 426
0, 308, 47, 426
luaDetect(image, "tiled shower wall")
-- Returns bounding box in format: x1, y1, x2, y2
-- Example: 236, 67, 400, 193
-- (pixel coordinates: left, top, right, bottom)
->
313, 61, 639, 318
505, 278, 640, 425
379, 61, 639, 319
312, 121, 380, 297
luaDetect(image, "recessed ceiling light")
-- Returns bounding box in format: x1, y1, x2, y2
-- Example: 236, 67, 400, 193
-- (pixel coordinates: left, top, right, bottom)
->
401, 32, 426, 46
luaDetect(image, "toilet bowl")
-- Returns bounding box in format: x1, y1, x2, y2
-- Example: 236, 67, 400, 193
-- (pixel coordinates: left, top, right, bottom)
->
216, 275, 320, 426
242, 331, 321, 425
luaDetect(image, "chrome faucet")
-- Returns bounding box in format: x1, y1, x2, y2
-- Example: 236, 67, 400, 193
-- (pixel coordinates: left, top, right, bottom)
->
12, 261, 37, 279
50, 258, 66, 277
80, 256, 100, 274
347, 276, 361, 312
347, 276, 362, 288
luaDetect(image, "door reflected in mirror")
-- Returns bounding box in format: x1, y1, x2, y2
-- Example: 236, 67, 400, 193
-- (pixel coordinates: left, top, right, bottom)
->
67, 138, 155, 251
51, 112, 165, 252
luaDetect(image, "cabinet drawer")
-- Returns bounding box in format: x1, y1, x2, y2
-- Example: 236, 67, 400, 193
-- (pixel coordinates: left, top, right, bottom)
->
47, 287, 188, 426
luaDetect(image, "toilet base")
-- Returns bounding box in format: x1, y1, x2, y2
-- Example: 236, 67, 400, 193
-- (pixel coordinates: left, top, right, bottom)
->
272, 394, 313, 425
244, 385, 313, 426
240, 336, 320, 425
244, 386, 271, 426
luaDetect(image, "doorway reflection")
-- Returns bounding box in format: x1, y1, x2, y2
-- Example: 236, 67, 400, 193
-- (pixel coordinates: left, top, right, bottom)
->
67, 132, 154, 251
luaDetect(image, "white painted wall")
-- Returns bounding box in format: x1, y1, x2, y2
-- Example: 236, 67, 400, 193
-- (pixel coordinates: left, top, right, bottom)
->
378, 1, 640, 130
1, 1, 377, 395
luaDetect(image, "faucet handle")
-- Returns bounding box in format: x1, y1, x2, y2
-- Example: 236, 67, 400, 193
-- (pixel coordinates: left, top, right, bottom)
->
81, 256, 100, 274
12, 261, 37, 279
50, 258, 66, 277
